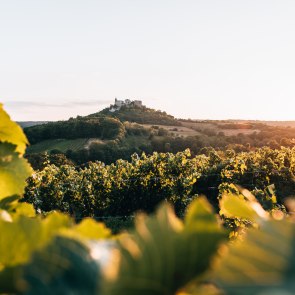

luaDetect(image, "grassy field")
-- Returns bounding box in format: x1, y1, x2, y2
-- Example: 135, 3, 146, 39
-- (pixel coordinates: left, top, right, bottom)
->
142, 123, 202, 137
27, 138, 89, 153
122, 135, 151, 147
143, 122, 261, 137
181, 121, 260, 136
261, 121, 295, 127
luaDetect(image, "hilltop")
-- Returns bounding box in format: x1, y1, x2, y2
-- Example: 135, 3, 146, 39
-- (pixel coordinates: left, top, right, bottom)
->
89, 98, 181, 126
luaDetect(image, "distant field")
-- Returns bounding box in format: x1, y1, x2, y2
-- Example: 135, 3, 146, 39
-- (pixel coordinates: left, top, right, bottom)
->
260, 121, 295, 128
122, 135, 151, 147
142, 124, 202, 137
181, 121, 217, 130
84, 138, 106, 149
220, 129, 261, 136
181, 121, 260, 136
27, 138, 89, 153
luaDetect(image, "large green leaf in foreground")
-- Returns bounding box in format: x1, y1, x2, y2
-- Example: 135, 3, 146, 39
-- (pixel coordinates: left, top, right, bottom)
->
0, 213, 71, 267
0, 143, 32, 200
214, 192, 295, 295
22, 236, 101, 295
104, 198, 226, 295
0, 211, 111, 294
0, 104, 28, 155
214, 220, 295, 295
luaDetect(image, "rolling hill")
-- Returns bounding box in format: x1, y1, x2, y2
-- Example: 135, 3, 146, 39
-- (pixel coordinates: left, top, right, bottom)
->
23, 101, 295, 168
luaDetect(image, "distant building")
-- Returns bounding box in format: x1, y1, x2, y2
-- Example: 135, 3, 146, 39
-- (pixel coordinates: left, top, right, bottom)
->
114, 98, 124, 107
109, 98, 144, 112
134, 100, 143, 107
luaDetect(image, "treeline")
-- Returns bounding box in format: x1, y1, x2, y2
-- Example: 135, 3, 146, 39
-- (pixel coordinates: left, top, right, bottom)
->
69, 124, 295, 165
24, 116, 125, 144
23, 147, 295, 220
26, 122, 295, 168
150, 127, 295, 153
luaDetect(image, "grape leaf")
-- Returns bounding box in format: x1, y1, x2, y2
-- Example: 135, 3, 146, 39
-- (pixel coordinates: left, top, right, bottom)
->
0, 216, 43, 266
22, 236, 101, 295
0, 142, 32, 200
219, 193, 268, 223
0, 104, 28, 155
213, 220, 295, 295
67, 218, 112, 240
104, 198, 226, 295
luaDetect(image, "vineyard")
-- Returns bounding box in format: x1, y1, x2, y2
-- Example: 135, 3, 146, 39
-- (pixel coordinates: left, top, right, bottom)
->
26, 138, 89, 153
1, 103, 295, 294
24, 147, 295, 223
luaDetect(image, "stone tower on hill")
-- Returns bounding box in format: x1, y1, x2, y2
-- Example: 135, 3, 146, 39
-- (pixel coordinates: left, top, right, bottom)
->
109, 98, 144, 112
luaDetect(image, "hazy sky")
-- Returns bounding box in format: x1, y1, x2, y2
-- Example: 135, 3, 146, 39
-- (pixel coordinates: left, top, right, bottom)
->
1, 0, 295, 121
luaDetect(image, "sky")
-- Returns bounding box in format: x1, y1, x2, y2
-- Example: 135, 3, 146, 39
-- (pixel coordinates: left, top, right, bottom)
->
1, 0, 295, 121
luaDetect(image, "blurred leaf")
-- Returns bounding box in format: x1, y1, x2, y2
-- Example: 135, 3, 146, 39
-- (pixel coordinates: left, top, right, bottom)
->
0, 195, 19, 209
0, 142, 32, 200
219, 193, 268, 223
0, 213, 108, 294
185, 197, 221, 232
178, 283, 223, 295
0, 104, 28, 155
12, 202, 36, 217
0, 212, 72, 267
104, 199, 226, 295
0, 209, 12, 222
0, 216, 43, 266
40, 211, 73, 240
21, 236, 101, 295
0, 265, 22, 294
1, 201, 36, 218
213, 220, 295, 295
62, 218, 112, 240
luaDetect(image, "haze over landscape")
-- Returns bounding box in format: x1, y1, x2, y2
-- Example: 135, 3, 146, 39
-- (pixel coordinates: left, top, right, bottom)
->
1, 0, 295, 121
3, 2, 295, 293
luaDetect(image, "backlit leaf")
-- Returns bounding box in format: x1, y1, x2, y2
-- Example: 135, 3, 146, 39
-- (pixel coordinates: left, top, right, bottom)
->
0, 104, 28, 155
0, 143, 32, 200
213, 220, 295, 295
104, 199, 226, 295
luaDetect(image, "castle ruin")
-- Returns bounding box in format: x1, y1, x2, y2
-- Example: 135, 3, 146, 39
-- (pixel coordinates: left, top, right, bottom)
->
109, 98, 144, 112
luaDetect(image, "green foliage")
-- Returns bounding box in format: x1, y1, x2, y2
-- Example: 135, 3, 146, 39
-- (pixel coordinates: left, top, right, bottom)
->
97, 105, 181, 126
0, 105, 32, 200
214, 220, 295, 295
26, 138, 89, 154
0, 210, 110, 294
24, 107, 295, 166
24, 146, 295, 222
4, 102, 295, 294
0, 143, 32, 200
104, 198, 226, 295
0, 104, 107, 294
25, 116, 125, 144
0, 103, 28, 155
24, 149, 200, 218
219, 192, 266, 223
25, 152, 75, 170
22, 236, 101, 295
212, 192, 295, 295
